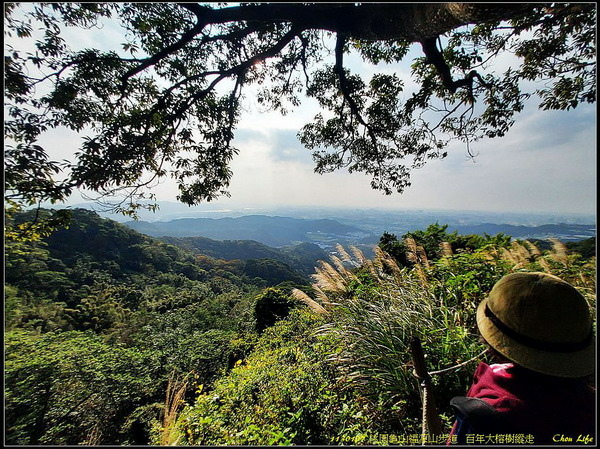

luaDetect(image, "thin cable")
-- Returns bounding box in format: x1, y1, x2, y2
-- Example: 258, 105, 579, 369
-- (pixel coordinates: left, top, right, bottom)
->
429, 348, 489, 376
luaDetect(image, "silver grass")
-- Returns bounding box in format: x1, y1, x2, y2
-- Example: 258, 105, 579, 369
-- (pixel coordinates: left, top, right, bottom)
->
291, 288, 329, 314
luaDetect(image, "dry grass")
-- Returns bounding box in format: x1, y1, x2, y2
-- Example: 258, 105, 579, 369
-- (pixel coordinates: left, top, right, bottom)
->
404, 237, 419, 264
329, 254, 348, 274
499, 247, 522, 268
349, 245, 368, 265
373, 245, 403, 278
312, 284, 334, 309
477, 238, 583, 281
548, 238, 569, 265
160, 372, 189, 446
303, 237, 588, 321
522, 240, 542, 258
302, 244, 427, 314
401, 238, 428, 284
439, 241, 453, 258
312, 260, 348, 293
80, 424, 102, 445
335, 244, 356, 266
402, 237, 430, 282
511, 241, 532, 265
416, 245, 430, 269
349, 245, 380, 279
537, 257, 554, 272
291, 289, 329, 314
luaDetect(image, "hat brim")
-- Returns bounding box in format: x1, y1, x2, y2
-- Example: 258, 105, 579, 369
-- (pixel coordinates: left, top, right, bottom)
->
477, 299, 596, 378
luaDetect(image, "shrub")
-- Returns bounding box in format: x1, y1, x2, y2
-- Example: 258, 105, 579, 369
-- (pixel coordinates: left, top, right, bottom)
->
5, 329, 159, 445
177, 309, 379, 445
254, 287, 297, 332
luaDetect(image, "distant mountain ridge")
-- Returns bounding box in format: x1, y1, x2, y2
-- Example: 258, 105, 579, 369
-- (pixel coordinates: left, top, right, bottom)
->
125, 215, 372, 247
11, 208, 314, 287
448, 223, 596, 241
124, 214, 595, 250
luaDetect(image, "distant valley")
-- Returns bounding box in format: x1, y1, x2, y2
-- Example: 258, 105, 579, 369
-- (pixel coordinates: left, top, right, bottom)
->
123, 214, 596, 251
125, 215, 374, 248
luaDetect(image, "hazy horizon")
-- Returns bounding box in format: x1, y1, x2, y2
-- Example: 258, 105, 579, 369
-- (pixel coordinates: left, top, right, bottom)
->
54, 200, 596, 227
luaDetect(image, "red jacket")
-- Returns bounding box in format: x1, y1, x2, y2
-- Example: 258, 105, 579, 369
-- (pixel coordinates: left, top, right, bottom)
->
449, 362, 595, 445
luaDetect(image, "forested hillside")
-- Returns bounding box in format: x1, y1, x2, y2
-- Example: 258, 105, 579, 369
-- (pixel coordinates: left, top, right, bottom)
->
159, 236, 328, 277
5, 209, 312, 444
5, 212, 596, 445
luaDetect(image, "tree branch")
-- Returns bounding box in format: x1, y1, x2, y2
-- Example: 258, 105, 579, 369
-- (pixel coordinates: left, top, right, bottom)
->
182, 3, 536, 41
171, 25, 302, 120
421, 37, 492, 100
334, 34, 377, 147
119, 9, 209, 90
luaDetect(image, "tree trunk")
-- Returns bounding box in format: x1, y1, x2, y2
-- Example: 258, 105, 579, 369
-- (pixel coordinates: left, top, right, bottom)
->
195, 3, 537, 41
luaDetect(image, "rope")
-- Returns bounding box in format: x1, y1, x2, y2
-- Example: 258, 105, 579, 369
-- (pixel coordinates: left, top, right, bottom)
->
421, 381, 429, 446
411, 372, 436, 445
429, 348, 489, 376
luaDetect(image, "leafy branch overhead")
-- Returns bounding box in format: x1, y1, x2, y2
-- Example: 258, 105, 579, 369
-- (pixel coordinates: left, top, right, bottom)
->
4, 3, 596, 212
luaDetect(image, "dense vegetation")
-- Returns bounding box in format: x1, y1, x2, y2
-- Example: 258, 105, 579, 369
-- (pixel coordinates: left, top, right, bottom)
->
159, 236, 328, 277
5, 210, 596, 445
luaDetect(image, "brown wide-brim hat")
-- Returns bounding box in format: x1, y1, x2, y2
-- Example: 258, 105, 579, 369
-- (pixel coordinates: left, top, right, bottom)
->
477, 272, 595, 378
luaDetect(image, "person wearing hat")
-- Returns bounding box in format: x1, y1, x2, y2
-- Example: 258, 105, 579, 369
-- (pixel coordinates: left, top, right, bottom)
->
448, 272, 595, 445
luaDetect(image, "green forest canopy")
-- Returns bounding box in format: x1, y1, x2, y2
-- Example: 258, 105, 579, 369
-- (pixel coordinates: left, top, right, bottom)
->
5, 208, 595, 445
4, 3, 596, 215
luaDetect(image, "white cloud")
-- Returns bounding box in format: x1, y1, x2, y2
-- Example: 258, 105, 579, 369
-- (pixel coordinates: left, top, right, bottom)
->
110, 97, 596, 216
210, 96, 596, 215
391, 105, 596, 214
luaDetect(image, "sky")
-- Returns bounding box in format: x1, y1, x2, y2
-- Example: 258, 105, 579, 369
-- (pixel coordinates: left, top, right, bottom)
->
6, 4, 597, 216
